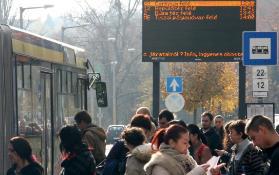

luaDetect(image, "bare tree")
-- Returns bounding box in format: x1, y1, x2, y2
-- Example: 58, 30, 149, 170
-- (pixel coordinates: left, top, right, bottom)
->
66, 0, 151, 125
0, 0, 14, 24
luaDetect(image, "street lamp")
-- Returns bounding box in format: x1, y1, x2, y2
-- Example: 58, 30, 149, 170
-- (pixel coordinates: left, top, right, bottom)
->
108, 37, 116, 42
61, 24, 90, 42
127, 48, 136, 52
128, 48, 136, 59
20, 5, 54, 29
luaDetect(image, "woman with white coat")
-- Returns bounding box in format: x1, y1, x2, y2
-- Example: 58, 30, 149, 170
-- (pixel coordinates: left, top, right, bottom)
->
144, 124, 223, 175
123, 127, 153, 175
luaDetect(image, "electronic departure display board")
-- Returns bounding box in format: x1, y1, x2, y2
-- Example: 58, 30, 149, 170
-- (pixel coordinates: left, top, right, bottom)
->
142, 0, 256, 62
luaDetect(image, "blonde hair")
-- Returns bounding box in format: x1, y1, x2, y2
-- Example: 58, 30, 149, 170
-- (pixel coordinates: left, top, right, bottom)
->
136, 107, 151, 116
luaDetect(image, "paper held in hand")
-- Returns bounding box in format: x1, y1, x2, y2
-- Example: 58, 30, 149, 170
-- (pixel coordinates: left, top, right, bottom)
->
206, 156, 220, 175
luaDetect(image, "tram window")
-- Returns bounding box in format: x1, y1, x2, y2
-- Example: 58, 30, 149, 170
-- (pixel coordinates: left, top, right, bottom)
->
67, 72, 72, 93
17, 90, 33, 136
77, 79, 86, 109
57, 69, 62, 93
17, 63, 23, 88
62, 71, 67, 93
32, 66, 41, 114
72, 73, 77, 94
23, 64, 31, 89
64, 47, 75, 65
81, 80, 85, 109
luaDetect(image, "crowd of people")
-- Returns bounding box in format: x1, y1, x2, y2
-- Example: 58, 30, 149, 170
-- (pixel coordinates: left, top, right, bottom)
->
6, 108, 279, 175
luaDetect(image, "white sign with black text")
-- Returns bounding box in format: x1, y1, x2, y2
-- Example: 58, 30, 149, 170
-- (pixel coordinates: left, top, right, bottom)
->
252, 66, 268, 97
252, 91, 268, 98
252, 79, 268, 92
252, 66, 268, 79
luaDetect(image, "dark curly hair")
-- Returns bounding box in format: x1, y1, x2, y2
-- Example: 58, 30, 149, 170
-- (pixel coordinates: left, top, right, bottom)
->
122, 127, 146, 147
59, 125, 83, 153
130, 114, 152, 131
223, 120, 234, 151
229, 120, 248, 140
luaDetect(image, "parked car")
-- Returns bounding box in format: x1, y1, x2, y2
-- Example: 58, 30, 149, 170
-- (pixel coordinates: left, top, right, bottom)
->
106, 125, 125, 144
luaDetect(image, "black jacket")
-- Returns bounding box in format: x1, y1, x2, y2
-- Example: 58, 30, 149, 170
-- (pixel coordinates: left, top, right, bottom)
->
228, 143, 265, 175
6, 162, 43, 175
60, 144, 96, 175
103, 140, 128, 175
214, 126, 225, 148
201, 127, 222, 156
264, 142, 279, 175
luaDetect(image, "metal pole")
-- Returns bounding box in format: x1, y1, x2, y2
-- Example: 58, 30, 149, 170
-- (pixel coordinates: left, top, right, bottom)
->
153, 62, 160, 119
239, 61, 246, 119
61, 24, 90, 42
61, 27, 65, 42
97, 108, 103, 127
19, 5, 54, 30
20, 7, 24, 29
111, 62, 117, 124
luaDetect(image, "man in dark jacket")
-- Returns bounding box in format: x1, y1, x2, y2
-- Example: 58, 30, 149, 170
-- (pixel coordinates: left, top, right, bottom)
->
246, 115, 279, 175
214, 115, 225, 148
200, 112, 222, 156
75, 111, 106, 165
158, 109, 174, 129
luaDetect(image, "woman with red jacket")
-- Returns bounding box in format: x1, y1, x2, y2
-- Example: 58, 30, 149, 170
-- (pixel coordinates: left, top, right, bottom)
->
188, 124, 212, 164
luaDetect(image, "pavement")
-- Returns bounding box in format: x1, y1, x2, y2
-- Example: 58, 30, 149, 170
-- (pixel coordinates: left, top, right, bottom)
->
106, 144, 113, 156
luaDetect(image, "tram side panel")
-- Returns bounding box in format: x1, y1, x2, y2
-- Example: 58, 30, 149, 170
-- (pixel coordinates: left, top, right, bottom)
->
0, 25, 17, 174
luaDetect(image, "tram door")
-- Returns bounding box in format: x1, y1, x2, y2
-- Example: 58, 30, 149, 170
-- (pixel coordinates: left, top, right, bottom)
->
17, 64, 53, 175
40, 73, 53, 175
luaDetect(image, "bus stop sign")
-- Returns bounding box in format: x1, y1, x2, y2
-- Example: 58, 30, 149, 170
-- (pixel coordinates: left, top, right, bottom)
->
243, 32, 277, 65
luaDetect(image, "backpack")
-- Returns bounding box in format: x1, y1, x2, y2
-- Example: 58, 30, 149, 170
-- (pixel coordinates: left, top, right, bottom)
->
95, 160, 105, 175
102, 158, 126, 175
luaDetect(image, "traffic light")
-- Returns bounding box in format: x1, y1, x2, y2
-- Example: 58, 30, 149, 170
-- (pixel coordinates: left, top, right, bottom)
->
95, 81, 108, 107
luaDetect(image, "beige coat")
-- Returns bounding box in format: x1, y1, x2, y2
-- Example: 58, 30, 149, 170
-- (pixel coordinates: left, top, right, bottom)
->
82, 124, 106, 164
125, 143, 153, 175
144, 143, 206, 175
150, 165, 205, 175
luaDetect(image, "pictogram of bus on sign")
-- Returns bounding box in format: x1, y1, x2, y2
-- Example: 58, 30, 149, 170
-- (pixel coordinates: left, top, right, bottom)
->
252, 46, 269, 54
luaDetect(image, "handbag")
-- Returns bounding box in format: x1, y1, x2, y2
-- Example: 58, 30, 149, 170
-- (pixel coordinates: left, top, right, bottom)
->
95, 160, 105, 175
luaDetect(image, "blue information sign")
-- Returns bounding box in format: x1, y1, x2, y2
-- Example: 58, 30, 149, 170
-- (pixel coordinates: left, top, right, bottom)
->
166, 76, 183, 93
243, 32, 277, 65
